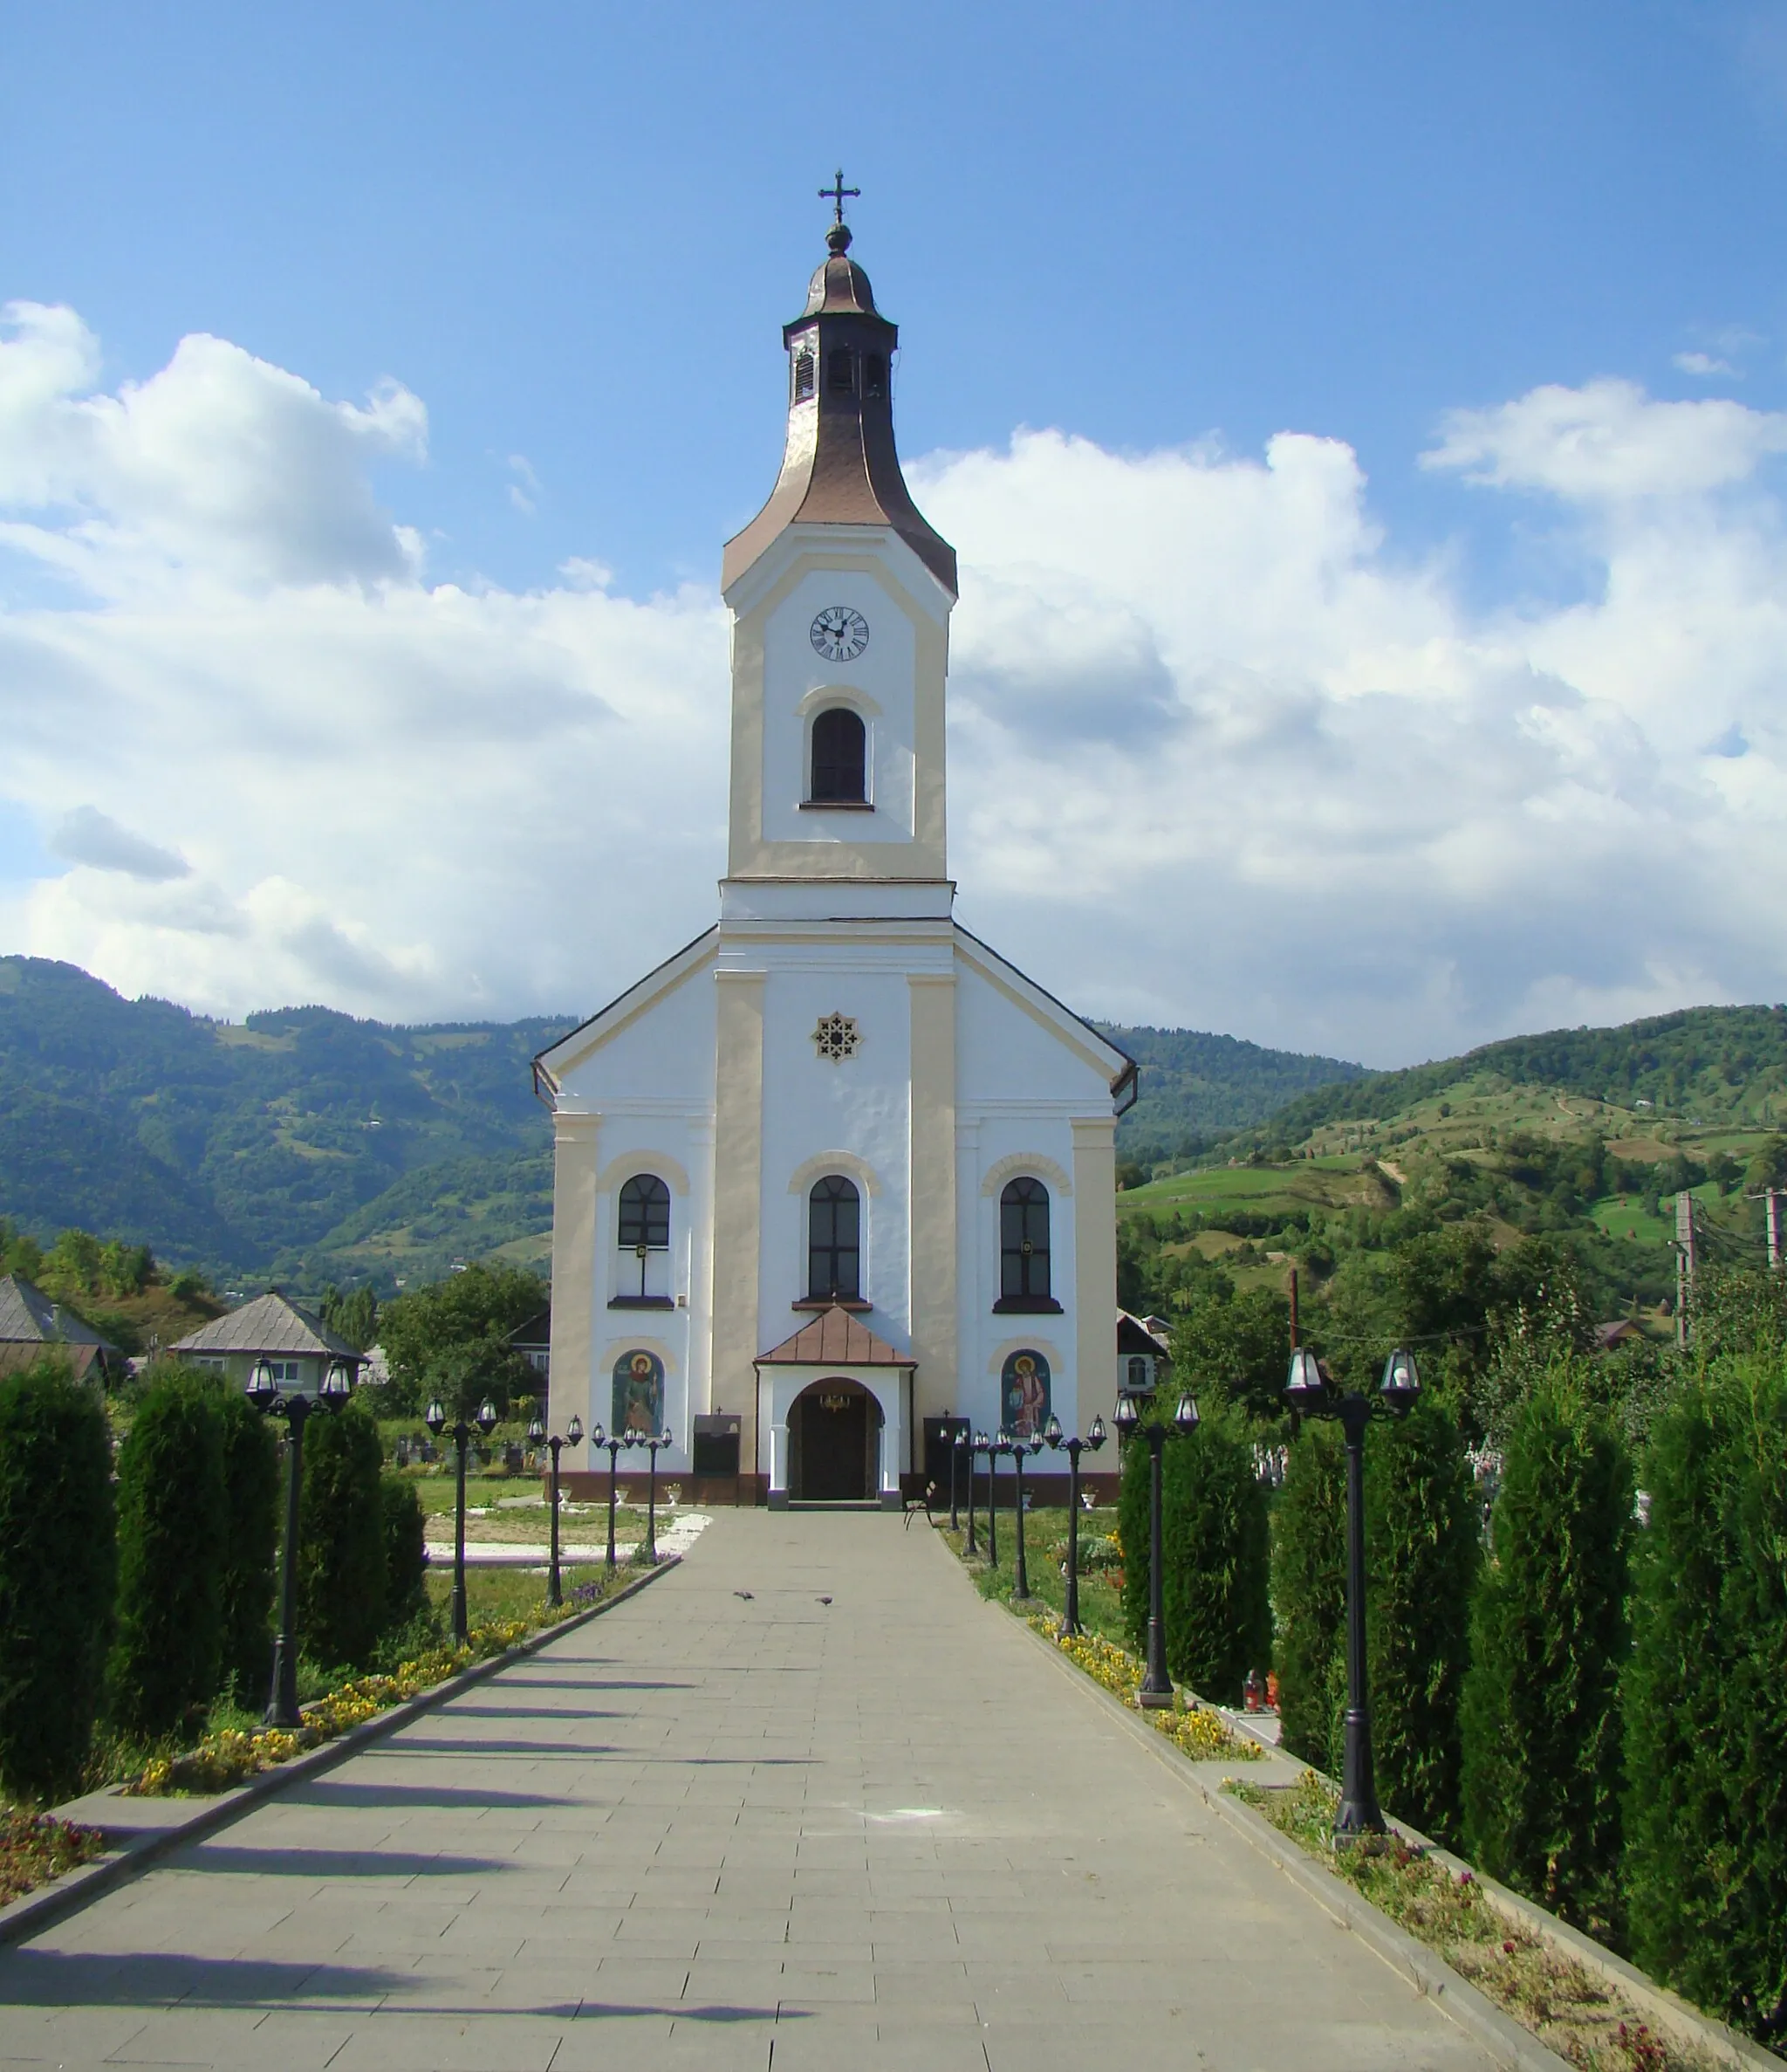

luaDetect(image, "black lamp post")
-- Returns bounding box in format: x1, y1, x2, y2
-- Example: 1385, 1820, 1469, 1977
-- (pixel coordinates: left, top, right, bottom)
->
1010, 1429, 1045, 1601
248, 1355, 352, 1729
987, 1431, 1009, 1568
426, 1394, 498, 1646
1285, 1343, 1421, 1840
528, 1411, 584, 1608
963, 1429, 983, 1555
1113, 1389, 1200, 1708
1044, 1412, 1107, 1637
589, 1423, 625, 1569
946, 1417, 965, 1531
641, 1427, 672, 1562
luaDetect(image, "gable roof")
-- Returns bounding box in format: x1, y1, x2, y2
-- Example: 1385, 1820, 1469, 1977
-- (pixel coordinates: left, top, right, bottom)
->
173, 1292, 361, 1362
1118, 1310, 1171, 1359
755, 1305, 917, 1368
952, 925, 1139, 1105
0, 1274, 119, 1352
507, 1307, 551, 1350
532, 927, 719, 1093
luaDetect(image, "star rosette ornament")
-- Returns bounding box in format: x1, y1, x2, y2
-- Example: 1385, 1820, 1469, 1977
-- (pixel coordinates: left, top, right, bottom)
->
811, 1012, 860, 1063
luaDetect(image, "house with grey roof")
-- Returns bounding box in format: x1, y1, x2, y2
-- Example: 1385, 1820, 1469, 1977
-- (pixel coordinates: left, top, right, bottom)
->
0, 1273, 122, 1385
173, 1292, 363, 1396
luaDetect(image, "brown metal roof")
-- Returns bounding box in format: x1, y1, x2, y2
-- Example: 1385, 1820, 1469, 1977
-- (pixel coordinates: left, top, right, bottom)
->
755, 1305, 917, 1369
0, 1274, 118, 1351
173, 1292, 360, 1362
722, 226, 957, 599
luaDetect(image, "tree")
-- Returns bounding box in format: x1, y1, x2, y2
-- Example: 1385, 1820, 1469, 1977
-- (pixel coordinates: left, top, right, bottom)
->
380, 1477, 430, 1638
0, 1358, 115, 1801
376, 1262, 544, 1416
1624, 1359, 1787, 2043
109, 1368, 227, 1739
1270, 1421, 1348, 1768
213, 1382, 280, 1702
1158, 1405, 1270, 1702
1366, 1396, 1478, 1842
1171, 1286, 1291, 1423
320, 1283, 378, 1352
1461, 1372, 1631, 1939
298, 1400, 387, 1670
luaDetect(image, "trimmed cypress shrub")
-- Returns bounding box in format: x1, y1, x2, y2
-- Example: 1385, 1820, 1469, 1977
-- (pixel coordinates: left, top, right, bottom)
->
1461, 1374, 1631, 1939
0, 1358, 116, 1802
1365, 1395, 1478, 1843
110, 1369, 227, 1739
380, 1476, 429, 1636
1624, 1361, 1787, 2041
1159, 1407, 1270, 1703
298, 1400, 387, 1671
214, 1382, 279, 1704
1270, 1420, 1347, 1768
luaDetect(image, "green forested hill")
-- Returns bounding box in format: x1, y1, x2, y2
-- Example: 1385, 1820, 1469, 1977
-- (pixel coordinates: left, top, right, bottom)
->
1099, 1025, 1366, 1161
0, 958, 562, 1288
1247, 1005, 1787, 1150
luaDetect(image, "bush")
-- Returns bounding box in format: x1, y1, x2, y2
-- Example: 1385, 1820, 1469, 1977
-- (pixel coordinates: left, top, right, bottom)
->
380, 1477, 428, 1635
1624, 1359, 1787, 2042
1366, 1396, 1479, 1843
0, 1359, 116, 1801
1158, 1406, 1270, 1703
214, 1383, 279, 1704
298, 1401, 387, 1670
109, 1369, 227, 1739
1460, 1372, 1631, 1939
1270, 1420, 1347, 1768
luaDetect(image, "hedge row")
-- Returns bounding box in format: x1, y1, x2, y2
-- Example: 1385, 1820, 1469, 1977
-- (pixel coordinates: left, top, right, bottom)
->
0, 1360, 431, 1805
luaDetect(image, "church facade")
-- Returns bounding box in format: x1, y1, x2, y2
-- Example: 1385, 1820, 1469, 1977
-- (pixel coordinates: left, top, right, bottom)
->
536, 214, 1135, 1505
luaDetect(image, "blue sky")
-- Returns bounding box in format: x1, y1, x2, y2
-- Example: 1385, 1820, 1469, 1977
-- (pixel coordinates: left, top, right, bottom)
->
3, 2, 1786, 1063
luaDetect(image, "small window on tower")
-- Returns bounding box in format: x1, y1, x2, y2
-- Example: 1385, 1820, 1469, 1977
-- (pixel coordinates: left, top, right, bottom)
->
827, 348, 854, 394
810, 707, 867, 804
862, 353, 886, 398
792, 349, 816, 402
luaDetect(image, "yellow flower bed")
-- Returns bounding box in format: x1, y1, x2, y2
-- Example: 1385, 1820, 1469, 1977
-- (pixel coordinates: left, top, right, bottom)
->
130, 1616, 548, 1797
1026, 1616, 1263, 1763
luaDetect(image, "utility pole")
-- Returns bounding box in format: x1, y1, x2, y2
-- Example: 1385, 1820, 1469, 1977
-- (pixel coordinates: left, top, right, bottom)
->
1769, 1190, 1784, 1274
1674, 1193, 1697, 1348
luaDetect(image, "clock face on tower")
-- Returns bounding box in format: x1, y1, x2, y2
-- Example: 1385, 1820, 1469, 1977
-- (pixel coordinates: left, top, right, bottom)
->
810, 606, 869, 663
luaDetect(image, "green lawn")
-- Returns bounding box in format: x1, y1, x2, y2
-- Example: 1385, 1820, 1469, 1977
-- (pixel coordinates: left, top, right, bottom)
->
422, 1559, 638, 1626
937, 1506, 1128, 1648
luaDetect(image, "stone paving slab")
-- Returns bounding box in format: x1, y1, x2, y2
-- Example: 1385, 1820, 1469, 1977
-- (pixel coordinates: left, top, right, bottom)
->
0, 1510, 1504, 2069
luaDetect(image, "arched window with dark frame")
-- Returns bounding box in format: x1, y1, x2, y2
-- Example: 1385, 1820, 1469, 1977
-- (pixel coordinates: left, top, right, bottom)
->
618, 1174, 670, 1250
807, 1175, 861, 1301
826, 346, 854, 394
809, 707, 866, 804
998, 1177, 1054, 1309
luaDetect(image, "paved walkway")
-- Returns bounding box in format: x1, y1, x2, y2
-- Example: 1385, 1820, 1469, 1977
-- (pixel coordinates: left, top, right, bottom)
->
0, 1513, 1496, 2070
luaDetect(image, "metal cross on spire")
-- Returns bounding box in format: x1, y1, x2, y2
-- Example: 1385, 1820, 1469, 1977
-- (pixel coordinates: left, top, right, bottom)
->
819, 169, 860, 225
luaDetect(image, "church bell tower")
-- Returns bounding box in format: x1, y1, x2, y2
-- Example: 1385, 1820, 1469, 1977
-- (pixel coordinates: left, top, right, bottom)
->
719, 197, 957, 916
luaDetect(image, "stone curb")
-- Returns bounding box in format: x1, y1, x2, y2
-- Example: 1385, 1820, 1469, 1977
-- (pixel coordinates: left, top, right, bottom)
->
974, 1564, 1776, 2072
0, 1554, 681, 1951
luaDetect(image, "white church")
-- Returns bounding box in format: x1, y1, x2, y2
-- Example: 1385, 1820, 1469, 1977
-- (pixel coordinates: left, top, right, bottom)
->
537, 203, 1138, 1506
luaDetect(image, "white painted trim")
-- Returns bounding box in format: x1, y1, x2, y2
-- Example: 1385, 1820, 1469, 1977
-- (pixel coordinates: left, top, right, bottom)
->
980, 1152, 1072, 1199
596, 1151, 692, 1197
797, 682, 883, 719
785, 1149, 883, 1197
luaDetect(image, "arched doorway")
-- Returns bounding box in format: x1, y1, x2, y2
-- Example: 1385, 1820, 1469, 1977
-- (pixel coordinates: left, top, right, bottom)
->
789, 1378, 882, 1502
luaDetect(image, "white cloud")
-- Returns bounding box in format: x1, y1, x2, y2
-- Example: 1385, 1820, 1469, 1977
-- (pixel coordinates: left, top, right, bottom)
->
48, 806, 189, 882
1674, 351, 1737, 378
2, 312, 1786, 1067
1422, 377, 1787, 501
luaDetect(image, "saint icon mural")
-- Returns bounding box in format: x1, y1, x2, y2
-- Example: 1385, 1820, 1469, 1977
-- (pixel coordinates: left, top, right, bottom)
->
613, 1349, 666, 1437
1002, 1349, 1051, 1437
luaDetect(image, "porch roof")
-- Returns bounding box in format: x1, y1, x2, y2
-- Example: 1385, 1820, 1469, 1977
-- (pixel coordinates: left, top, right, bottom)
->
756, 1306, 916, 1369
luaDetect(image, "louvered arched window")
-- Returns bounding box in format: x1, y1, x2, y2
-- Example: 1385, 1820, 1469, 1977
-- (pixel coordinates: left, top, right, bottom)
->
1000, 1177, 1051, 1304
810, 707, 866, 804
